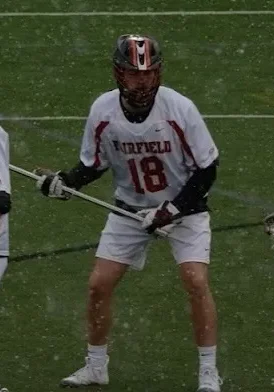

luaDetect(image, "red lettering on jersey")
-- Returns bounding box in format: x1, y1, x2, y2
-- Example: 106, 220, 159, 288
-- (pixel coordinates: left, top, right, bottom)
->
144, 142, 150, 153
127, 143, 135, 154
121, 143, 127, 153
156, 141, 165, 153
148, 141, 157, 153
113, 140, 119, 151
128, 156, 168, 193
136, 142, 144, 154
164, 141, 171, 152
111, 140, 172, 155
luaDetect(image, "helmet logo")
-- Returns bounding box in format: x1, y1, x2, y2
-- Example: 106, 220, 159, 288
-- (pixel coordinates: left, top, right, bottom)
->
129, 39, 151, 70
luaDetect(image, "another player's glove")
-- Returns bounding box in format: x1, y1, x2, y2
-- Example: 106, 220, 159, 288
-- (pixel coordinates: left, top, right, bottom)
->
34, 168, 71, 200
264, 213, 274, 235
0, 191, 11, 214
138, 201, 182, 234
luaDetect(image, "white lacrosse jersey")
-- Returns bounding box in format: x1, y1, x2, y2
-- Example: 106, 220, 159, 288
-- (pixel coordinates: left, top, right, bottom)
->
80, 86, 218, 208
0, 126, 10, 256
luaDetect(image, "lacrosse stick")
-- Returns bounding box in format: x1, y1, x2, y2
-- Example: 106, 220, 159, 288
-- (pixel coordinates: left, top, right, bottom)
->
9, 164, 180, 240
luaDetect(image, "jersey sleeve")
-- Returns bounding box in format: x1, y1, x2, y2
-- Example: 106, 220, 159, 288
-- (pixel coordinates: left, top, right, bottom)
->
182, 101, 218, 169
80, 105, 110, 170
0, 127, 10, 194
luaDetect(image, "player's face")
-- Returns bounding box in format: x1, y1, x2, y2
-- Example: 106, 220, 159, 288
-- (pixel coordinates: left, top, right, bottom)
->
121, 68, 160, 108
123, 69, 156, 89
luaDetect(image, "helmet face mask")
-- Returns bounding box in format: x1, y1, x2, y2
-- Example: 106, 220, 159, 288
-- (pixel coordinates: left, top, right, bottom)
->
114, 66, 161, 108
113, 34, 162, 109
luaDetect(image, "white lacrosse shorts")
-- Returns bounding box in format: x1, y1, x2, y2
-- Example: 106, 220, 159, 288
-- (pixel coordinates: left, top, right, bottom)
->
96, 212, 211, 270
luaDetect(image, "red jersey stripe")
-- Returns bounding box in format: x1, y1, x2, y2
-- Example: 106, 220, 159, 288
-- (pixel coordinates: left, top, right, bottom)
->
167, 120, 198, 167
94, 121, 109, 168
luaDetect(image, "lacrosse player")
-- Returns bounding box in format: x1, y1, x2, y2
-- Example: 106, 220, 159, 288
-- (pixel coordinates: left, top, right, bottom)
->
0, 126, 11, 282
37, 34, 221, 392
0, 126, 11, 392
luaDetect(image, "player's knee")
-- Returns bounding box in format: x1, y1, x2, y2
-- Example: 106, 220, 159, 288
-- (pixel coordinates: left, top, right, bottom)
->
188, 277, 208, 297
182, 269, 209, 297
88, 257, 127, 300
88, 275, 113, 300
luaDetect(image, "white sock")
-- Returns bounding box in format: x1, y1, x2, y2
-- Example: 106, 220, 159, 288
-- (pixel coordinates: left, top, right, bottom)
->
88, 344, 108, 366
198, 345, 217, 369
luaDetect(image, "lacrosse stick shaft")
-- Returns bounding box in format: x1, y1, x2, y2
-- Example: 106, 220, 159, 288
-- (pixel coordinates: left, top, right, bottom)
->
9, 164, 173, 239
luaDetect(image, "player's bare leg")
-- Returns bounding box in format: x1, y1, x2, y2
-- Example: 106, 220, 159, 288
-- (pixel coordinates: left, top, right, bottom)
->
179, 262, 221, 392
180, 262, 217, 346
87, 258, 128, 345
60, 258, 128, 387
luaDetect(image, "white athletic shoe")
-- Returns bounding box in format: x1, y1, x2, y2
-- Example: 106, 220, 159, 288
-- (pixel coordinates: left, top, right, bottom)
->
60, 356, 109, 387
197, 367, 222, 392
0, 387, 9, 392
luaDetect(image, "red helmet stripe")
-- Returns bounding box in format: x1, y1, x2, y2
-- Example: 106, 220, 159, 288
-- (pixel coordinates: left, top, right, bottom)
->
144, 39, 151, 68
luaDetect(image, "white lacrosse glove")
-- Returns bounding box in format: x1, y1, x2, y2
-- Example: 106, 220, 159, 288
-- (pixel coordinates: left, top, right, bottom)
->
136, 207, 155, 219
34, 168, 71, 200
264, 213, 274, 235
137, 201, 182, 234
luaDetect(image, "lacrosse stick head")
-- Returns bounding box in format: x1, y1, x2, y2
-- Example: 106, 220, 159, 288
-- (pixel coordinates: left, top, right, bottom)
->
264, 213, 274, 235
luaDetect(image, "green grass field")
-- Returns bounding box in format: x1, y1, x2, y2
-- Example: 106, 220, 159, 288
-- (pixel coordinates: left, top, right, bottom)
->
1, 1, 274, 391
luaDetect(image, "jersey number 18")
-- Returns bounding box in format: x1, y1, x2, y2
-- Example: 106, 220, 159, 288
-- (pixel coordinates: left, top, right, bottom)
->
127, 156, 168, 194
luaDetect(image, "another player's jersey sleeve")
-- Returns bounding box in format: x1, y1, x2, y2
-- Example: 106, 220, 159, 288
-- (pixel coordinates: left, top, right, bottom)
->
182, 101, 218, 169
80, 105, 110, 171
0, 127, 10, 194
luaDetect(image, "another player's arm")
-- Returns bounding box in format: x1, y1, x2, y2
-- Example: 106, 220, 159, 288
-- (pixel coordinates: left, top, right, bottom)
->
0, 191, 11, 215
0, 131, 11, 215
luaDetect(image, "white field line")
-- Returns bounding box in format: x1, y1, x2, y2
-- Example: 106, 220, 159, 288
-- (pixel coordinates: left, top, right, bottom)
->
0, 11, 274, 17
1, 115, 274, 121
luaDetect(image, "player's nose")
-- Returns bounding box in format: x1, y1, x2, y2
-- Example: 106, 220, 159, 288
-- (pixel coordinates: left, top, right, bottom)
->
137, 72, 147, 84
